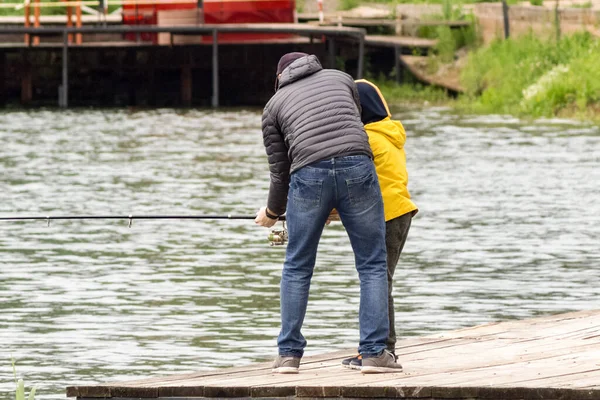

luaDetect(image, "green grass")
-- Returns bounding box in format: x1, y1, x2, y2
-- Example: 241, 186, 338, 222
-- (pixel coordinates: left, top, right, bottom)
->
571, 1, 593, 8
0, 0, 68, 16
459, 31, 600, 120
370, 78, 453, 105
386, 0, 518, 3
374, 30, 599, 122
339, 0, 519, 7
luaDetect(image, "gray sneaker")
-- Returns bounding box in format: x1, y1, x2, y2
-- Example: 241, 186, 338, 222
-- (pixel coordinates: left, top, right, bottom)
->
361, 350, 403, 374
272, 356, 301, 374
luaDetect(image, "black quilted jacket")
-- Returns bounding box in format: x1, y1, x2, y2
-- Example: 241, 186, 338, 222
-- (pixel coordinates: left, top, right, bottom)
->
261, 55, 372, 215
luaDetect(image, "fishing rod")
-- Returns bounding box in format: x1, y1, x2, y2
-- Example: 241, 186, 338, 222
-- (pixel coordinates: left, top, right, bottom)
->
0, 214, 288, 245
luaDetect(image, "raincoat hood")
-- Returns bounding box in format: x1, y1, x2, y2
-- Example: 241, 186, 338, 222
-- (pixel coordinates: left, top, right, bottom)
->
355, 79, 406, 150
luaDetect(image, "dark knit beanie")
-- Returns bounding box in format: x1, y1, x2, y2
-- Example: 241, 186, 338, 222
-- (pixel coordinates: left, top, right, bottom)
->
276, 52, 309, 75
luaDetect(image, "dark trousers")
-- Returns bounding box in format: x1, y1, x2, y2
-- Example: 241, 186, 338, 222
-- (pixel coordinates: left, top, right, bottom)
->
385, 211, 413, 353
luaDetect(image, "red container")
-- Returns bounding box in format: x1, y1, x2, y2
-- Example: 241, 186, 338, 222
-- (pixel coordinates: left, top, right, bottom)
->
123, 0, 295, 43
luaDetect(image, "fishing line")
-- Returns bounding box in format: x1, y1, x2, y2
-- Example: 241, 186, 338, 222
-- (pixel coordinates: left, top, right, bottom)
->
0, 214, 288, 245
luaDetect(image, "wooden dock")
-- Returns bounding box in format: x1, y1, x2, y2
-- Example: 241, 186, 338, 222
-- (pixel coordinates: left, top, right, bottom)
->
66, 309, 600, 399
399, 55, 465, 93
0, 24, 366, 108
365, 34, 437, 49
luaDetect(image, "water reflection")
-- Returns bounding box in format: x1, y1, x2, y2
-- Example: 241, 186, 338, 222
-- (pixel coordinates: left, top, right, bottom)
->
1, 108, 599, 399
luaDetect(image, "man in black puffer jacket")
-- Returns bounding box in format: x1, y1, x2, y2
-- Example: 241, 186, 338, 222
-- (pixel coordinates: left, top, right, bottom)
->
255, 53, 402, 374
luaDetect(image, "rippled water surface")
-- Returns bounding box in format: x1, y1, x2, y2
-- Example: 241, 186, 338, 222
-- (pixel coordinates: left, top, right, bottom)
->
1, 108, 599, 399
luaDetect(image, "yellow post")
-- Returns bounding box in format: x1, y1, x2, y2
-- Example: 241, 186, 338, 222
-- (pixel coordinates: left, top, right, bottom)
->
76, 1, 82, 44
24, 0, 31, 45
33, 0, 40, 45
66, 4, 73, 43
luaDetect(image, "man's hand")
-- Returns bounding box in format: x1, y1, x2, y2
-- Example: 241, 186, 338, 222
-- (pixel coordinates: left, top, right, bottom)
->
255, 206, 279, 228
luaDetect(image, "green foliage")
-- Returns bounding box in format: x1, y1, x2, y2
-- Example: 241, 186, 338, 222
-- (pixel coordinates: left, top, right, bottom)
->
530, 0, 543, 6
386, 0, 518, 3
435, 26, 457, 63
441, 0, 453, 20
12, 357, 37, 400
416, 3, 479, 67
335, 56, 346, 72
339, 0, 360, 10
371, 79, 452, 104
460, 32, 600, 118
570, 1, 592, 8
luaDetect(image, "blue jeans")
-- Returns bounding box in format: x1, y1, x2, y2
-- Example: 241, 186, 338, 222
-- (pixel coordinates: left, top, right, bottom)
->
278, 155, 389, 358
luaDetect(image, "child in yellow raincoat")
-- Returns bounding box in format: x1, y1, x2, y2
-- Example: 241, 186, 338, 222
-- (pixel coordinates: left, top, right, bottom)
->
342, 79, 418, 370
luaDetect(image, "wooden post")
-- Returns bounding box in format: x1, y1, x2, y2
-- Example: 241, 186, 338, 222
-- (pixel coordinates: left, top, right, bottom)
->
21, 56, 32, 105
181, 65, 192, 106
24, 0, 31, 45
76, 3, 83, 44
0, 52, 5, 106
395, 45, 403, 84
33, 0, 40, 46
125, 50, 135, 105
357, 34, 364, 79
60, 30, 69, 107
328, 37, 336, 69
150, 67, 156, 106
211, 29, 219, 107
395, 13, 402, 35
502, 0, 510, 39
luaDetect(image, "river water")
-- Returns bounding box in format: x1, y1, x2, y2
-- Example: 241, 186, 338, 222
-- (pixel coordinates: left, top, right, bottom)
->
1, 108, 599, 399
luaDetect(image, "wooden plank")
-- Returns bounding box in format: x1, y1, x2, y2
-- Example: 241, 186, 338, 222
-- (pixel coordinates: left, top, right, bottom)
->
404, 20, 472, 28
66, 310, 600, 399
428, 309, 600, 339
365, 35, 437, 48
80, 349, 357, 387
317, 18, 399, 27
316, 18, 471, 29
399, 55, 464, 93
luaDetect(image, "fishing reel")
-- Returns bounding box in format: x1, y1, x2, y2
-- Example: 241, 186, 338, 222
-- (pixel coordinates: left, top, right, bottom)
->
268, 221, 288, 246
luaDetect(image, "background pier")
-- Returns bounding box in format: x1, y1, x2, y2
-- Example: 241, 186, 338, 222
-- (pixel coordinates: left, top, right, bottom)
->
0, 24, 367, 108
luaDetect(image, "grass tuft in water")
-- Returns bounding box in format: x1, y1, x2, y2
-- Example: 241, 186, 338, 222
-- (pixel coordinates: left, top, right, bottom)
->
12, 357, 37, 400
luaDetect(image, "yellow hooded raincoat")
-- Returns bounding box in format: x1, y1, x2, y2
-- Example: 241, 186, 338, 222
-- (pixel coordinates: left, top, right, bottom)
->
355, 79, 418, 222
